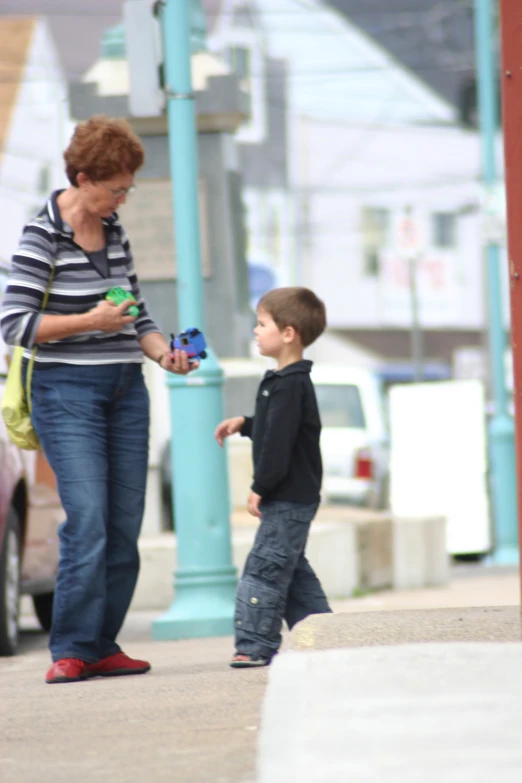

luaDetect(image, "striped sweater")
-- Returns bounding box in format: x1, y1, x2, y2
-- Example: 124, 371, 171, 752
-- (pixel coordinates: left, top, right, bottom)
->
0, 191, 160, 365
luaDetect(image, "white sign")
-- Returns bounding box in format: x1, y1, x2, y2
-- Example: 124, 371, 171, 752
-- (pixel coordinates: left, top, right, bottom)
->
396, 214, 422, 260
389, 380, 491, 555
379, 251, 457, 323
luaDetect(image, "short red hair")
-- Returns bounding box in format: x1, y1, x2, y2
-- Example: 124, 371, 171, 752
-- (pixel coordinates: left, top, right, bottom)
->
64, 115, 144, 186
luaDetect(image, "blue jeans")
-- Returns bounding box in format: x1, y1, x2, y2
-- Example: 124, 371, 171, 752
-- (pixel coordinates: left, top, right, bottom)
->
234, 501, 332, 659
27, 362, 149, 662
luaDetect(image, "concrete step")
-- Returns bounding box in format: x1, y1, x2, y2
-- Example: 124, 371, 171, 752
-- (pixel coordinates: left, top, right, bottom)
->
289, 605, 522, 652
133, 506, 449, 611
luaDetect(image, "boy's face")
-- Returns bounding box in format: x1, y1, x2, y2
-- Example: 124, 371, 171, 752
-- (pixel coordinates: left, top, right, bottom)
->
254, 308, 285, 358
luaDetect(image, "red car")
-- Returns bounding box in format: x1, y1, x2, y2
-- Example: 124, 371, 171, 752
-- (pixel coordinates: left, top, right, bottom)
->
0, 263, 61, 655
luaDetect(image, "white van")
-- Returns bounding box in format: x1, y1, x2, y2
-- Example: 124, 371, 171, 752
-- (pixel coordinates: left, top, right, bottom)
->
311, 365, 390, 509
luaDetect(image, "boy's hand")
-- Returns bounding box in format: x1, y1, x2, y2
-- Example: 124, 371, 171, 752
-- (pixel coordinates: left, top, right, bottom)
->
214, 416, 245, 446
247, 491, 262, 518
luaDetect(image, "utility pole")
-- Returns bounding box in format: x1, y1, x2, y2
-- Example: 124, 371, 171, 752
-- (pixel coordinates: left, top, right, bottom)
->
499, 1, 522, 581
408, 256, 423, 383
474, 0, 518, 563
398, 207, 424, 382
152, 0, 237, 640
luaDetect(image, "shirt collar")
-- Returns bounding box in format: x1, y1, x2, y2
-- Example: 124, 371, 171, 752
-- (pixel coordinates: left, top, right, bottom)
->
264, 360, 313, 380
45, 189, 120, 237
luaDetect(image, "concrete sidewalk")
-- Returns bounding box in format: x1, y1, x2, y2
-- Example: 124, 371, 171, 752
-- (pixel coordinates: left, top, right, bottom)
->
259, 642, 522, 783
0, 629, 266, 783
260, 565, 522, 782
2, 564, 520, 783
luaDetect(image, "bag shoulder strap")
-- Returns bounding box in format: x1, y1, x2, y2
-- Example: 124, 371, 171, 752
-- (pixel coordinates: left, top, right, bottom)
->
26, 231, 58, 411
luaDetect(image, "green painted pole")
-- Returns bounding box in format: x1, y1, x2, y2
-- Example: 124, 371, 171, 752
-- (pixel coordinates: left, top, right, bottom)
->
474, 0, 518, 562
152, 0, 237, 640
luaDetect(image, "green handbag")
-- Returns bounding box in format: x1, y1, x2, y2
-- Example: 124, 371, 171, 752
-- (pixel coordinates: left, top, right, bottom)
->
1, 268, 55, 450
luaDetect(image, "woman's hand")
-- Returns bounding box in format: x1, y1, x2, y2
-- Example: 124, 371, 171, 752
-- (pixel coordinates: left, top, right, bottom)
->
89, 300, 136, 332
214, 416, 245, 446
159, 349, 199, 375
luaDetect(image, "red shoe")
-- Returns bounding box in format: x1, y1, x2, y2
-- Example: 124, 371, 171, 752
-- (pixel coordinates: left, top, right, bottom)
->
46, 658, 89, 684
86, 651, 151, 678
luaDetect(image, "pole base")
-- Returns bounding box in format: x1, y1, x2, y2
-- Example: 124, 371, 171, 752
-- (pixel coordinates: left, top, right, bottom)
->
152, 604, 235, 640
487, 546, 520, 566
151, 580, 236, 641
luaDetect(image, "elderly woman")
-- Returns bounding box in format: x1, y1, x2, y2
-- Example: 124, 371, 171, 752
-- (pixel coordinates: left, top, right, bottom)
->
0, 116, 195, 684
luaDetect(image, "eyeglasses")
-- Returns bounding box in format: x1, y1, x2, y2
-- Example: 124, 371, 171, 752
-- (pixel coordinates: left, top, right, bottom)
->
100, 183, 137, 199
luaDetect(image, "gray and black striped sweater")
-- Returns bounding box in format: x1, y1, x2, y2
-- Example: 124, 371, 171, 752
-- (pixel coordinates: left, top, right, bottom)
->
0, 191, 160, 365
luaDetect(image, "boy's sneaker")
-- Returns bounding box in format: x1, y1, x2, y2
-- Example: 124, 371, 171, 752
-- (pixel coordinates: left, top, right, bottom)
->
229, 652, 271, 668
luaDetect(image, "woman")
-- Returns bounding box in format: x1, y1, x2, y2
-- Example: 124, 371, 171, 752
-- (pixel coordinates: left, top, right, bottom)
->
0, 116, 196, 684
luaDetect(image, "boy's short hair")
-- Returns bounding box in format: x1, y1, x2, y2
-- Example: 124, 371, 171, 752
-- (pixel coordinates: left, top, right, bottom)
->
258, 287, 327, 348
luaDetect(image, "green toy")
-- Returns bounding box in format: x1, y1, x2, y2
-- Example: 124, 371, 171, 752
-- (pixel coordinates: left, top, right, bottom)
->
105, 287, 139, 317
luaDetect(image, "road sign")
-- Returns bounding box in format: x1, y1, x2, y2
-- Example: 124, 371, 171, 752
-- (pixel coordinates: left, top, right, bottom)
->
397, 213, 422, 260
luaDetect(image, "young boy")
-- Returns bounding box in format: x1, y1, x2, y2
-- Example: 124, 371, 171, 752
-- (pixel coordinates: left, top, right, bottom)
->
215, 286, 332, 668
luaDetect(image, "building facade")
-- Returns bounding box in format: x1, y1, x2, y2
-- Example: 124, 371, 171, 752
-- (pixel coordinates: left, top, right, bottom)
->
208, 0, 506, 373
0, 17, 70, 264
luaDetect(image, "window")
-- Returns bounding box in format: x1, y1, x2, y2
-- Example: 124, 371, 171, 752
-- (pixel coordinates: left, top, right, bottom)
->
361, 207, 389, 276
314, 384, 366, 429
432, 212, 457, 249
38, 166, 51, 195
224, 35, 266, 144
228, 46, 251, 92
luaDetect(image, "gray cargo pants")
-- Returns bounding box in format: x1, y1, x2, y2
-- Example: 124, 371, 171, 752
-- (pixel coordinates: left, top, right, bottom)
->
234, 500, 332, 659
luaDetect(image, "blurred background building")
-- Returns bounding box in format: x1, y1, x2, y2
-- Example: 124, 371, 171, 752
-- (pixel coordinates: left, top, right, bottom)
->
0, 0, 507, 382
207, 0, 506, 383
0, 0, 508, 558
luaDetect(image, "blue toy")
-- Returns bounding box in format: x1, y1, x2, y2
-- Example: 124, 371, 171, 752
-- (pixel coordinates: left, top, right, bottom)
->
170, 327, 207, 363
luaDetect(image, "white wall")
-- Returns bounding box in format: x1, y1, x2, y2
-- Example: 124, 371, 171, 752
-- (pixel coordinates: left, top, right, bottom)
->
292, 119, 500, 332
210, 1, 508, 337
0, 19, 69, 262
211, 0, 505, 336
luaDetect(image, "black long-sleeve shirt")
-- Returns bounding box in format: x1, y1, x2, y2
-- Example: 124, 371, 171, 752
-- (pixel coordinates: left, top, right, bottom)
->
241, 360, 322, 503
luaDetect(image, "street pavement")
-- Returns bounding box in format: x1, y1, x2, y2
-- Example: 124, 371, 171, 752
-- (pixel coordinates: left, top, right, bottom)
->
1, 563, 520, 783
1, 626, 266, 783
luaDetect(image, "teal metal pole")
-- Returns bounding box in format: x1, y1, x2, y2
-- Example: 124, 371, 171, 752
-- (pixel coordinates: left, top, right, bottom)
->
152, 0, 237, 640
474, 0, 518, 562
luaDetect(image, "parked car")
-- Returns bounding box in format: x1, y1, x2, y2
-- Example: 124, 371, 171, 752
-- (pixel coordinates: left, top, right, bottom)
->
159, 439, 175, 532
0, 262, 61, 655
311, 365, 390, 509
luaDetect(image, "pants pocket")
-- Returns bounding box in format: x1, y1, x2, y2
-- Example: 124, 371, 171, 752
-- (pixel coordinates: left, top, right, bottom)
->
235, 580, 279, 636
245, 544, 288, 582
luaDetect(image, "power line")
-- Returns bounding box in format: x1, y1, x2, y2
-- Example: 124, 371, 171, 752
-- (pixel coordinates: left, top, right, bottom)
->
0, 4, 471, 16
